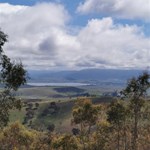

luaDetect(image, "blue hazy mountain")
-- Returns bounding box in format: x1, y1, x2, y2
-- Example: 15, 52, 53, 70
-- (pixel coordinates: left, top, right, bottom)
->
28, 69, 144, 84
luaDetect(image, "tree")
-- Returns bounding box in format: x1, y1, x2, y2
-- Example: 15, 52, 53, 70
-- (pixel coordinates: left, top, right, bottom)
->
107, 100, 129, 150
72, 98, 100, 135
122, 72, 150, 150
0, 121, 52, 150
0, 29, 27, 128
93, 121, 112, 150
0, 122, 34, 149
52, 134, 79, 150
47, 124, 55, 132
72, 98, 100, 149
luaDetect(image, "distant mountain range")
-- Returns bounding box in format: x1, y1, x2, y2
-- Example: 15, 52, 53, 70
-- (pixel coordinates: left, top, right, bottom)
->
28, 69, 145, 84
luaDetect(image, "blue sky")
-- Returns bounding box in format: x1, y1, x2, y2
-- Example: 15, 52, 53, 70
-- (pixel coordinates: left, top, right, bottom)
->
0, 0, 150, 70
2, 0, 149, 36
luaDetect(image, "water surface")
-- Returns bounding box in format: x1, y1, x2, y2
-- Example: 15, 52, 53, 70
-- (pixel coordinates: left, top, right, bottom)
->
27, 82, 90, 87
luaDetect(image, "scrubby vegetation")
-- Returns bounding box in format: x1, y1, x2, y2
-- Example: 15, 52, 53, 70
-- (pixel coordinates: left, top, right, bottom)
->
1, 92, 150, 150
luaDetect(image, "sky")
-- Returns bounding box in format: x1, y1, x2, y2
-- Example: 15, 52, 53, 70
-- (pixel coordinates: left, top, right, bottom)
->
0, 0, 150, 70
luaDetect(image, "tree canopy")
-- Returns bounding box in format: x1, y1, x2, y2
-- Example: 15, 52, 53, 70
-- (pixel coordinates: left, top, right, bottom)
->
0, 29, 27, 128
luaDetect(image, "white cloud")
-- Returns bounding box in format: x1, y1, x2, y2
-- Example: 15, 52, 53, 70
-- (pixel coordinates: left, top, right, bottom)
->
0, 2, 76, 69
0, 3, 27, 15
76, 18, 150, 69
77, 0, 150, 21
0, 3, 150, 70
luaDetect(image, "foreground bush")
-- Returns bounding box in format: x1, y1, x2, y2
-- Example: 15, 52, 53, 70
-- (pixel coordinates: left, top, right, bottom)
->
0, 122, 52, 150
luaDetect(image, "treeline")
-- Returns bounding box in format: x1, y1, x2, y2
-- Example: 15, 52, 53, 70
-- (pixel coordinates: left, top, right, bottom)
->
1, 72, 150, 150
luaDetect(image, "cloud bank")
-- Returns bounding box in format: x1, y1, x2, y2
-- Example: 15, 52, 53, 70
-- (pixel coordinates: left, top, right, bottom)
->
0, 2, 150, 70
77, 0, 150, 21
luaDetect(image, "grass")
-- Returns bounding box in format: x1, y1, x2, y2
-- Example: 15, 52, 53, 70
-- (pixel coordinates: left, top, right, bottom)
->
9, 107, 26, 123
16, 86, 90, 99
8, 85, 115, 132
33, 100, 74, 132
9, 96, 113, 133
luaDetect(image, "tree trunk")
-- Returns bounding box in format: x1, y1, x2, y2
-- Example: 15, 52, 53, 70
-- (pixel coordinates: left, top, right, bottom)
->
117, 124, 120, 150
132, 106, 139, 150
124, 120, 127, 150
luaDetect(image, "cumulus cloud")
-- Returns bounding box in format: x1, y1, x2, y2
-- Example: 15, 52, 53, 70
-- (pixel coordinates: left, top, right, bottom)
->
0, 3, 150, 70
0, 3, 27, 15
76, 18, 150, 69
0, 2, 75, 69
77, 0, 150, 21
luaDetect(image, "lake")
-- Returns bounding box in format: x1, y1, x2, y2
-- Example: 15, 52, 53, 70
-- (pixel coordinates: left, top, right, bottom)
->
27, 82, 90, 87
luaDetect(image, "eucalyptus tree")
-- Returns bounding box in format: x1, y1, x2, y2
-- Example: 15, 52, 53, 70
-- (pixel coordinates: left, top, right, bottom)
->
107, 100, 129, 150
122, 72, 150, 150
0, 30, 27, 128
72, 98, 100, 149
